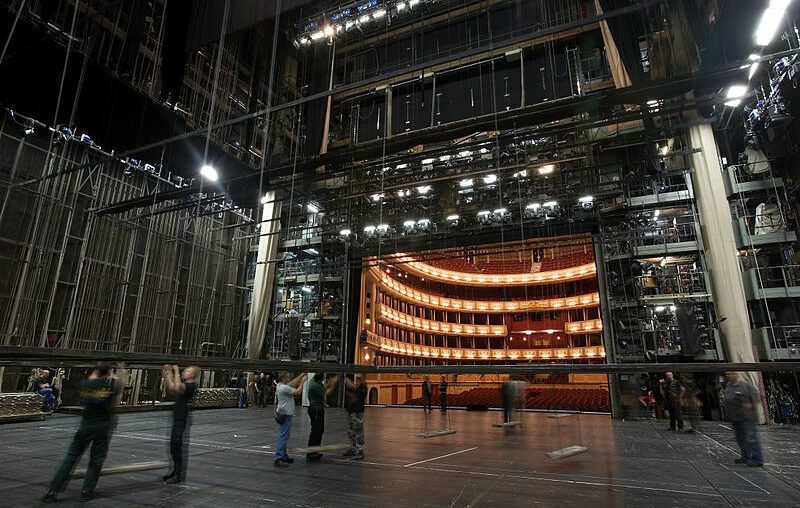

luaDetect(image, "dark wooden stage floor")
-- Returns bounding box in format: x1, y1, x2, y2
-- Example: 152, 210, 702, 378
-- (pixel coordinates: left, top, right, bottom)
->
1, 407, 798, 507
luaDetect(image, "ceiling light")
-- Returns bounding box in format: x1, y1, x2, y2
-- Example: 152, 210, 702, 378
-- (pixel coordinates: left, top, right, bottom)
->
537, 164, 555, 175
483, 174, 497, 184
403, 220, 416, 228
377, 223, 389, 231
526, 203, 541, 209
493, 208, 507, 214
654, 209, 660, 217
339, 229, 352, 236
345, 20, 355, 30
417, 185, 431, 194
578, 195, 594, 203
459, 178, 474, 188
421, 158, 435, 164
364, 225, 376, 233
199, 164, 218, 181
306, 203, 320, 213
479, 147, 489, 154
373, 9, 386, 18
409, 0, 420, 6
417, 218, 430, 225
310, 30, 325, 40
458, 150, 472, 157
513, 170, 527, 178
654, 306, 665, 312
397, 2, 407, 12
755, 4, 789, 46
370, 193, 383, 202
543, 200, 557, 207
446, 214, 460, 221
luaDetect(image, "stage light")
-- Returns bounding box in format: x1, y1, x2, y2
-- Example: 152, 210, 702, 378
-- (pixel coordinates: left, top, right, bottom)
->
373, 9, 386, 18
340, 229, 352, 236
513, 170, 527, 178
260, 195, 270, 204
458, 150, 472, 157
526, 203, 541, 210
403, 220, 416, 228
421, 158, 435, 164
653, 209, 660, 217
483, 174, 497, 184
301, 286, 313, 293
493, 207, 507, 215
396, 163, 409, 169
439, 155, 451, 161
755, 2, 791, 46
377, 223, 389, 231
537, 164, 555, 175
370, 193, 383, 202
725, 85, 748, 107
446, 214, 460, 221
306, 203, 320, 213
459, 178, 474, 188
364, 225, 376, 233
543, 200, 557, 207
345, 20, 356, 30
200, 164, 218, 181
397, 2, 407, 12
669, 305, 677, 312
417, 218, 430, 226
409, 0, 420, 6
659, 257, 667, 267
578, 195, 593, 203
310, 30, 325, 40
417, 185, 431, 194
477, 210, 491, 216
359, 14, 370, 23
654, 306, 666, 312
323, 25, 335, 38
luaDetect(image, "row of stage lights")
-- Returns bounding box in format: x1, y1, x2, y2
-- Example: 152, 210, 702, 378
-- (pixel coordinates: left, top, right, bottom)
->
339, 195, 594, 237
295, 0, 423, 46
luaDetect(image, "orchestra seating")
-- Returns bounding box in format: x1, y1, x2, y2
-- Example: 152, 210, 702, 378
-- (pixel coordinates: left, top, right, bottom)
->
477, 260, 533, 274
404, 386, 610, 412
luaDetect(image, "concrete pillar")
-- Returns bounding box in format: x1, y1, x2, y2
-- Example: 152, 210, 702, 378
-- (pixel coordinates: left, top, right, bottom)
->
688, 124, 765, 421
246, 192, 282, 360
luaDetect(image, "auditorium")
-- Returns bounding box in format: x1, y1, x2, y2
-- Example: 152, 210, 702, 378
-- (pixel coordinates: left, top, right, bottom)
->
0, 0, 799, 506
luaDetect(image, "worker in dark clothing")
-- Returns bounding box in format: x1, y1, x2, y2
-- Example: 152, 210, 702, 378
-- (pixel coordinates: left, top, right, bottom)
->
306, 373, 339, 461
42, 362, 118, 503
725, 372, 764, 467
422, 375, 432, 412
439, 376, 448, 411
255, 373, 267, 407
162, 364, 198, 484
660, 371, 685, 431
35, 369, 57, 411
501, 378, 514, 423
343, 375, 368, 460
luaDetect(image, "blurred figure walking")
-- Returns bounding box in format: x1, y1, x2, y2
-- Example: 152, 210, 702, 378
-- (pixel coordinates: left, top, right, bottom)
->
343, 375, 368, 460
725, 372, 764, 467
422, 375, 432, 412
42, 362, 118, 503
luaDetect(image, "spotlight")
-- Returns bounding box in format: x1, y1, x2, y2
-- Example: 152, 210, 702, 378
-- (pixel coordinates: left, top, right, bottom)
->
417, 218, 430, 226
493, 208, 507, 215
417, 185, 432, 194
483, 174, 497, 184
261, 195, 270, 204
724, 85, 748, 107
301, 285, 313, 293
397, 2, 407, 12
364, 225, 376, 233
370, 193, 383, 202
526, 203, 541, 210
345, 20, 355, 30
421, 158, 435, 164
446, 214, 460, 221
459, 178, 474, 188
396, 163, 409, 169
377, 223, 389, 232
403, 220, 416, 228
373, 9, 386, 18
439, 155, 452, 162
669, 305, 677, 312
310, 31, 325, 40
306, 203, 320, 213
200, 164, 218, 181
477, 210, 491, 217
659, 257, 667, 267
458, 150, 473, 157
654, 306, 666, 312
23, 125, 34, 136
323, 25, 335, 38
359, 14, 370, 23
543, 200, 557, 207
339, 229, 352, 236
537, 164, 555, 175
513, 170, 527, 178
578, 195, 594, 203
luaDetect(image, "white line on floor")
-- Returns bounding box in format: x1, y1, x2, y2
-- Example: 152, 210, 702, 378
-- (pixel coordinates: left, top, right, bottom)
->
718, 424, 733, 431
404, 447, 478, 468
720, 464, 770, 495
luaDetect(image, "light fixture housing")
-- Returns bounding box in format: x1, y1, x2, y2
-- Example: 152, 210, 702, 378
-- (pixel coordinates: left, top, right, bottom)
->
339, 229, 352, 236
537, 164, 555, 175
578, 195, 594, 203
483, 174, 497, 184
446, 214, 460, 221
459, 178, 474, 188
543, 200, 557, 207
306, 203, 320, 213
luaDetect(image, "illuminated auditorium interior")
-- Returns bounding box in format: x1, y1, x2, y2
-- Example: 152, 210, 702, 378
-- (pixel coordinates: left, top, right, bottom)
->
1, 0, 800, 505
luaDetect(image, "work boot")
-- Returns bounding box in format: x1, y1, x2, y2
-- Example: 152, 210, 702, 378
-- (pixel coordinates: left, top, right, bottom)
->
41, 492, 57, 503
342, 449, 356, 457
79, 491, 95, 502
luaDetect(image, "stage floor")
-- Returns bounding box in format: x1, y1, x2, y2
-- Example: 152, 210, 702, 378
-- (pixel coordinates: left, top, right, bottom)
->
0, 407, 798, 507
